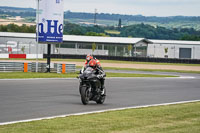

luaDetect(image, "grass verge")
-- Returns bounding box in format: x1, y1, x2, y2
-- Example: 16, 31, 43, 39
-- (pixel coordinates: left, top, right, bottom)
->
0, 102, 199, 133
0, 72, 176, 79
103, 67, 200, 74
76, 66, 200, 74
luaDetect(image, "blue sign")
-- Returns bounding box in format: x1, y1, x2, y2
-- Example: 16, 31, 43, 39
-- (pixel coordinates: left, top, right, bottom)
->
38, 19, 63, 43
37, 0, 64, 43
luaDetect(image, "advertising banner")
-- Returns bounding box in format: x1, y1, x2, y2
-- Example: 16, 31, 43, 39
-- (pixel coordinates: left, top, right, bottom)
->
37, 0, 64, 43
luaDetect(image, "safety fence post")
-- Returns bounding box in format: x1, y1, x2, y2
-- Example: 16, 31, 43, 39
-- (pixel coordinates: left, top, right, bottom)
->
24, 63, 28, 72
62, 64, 66, 74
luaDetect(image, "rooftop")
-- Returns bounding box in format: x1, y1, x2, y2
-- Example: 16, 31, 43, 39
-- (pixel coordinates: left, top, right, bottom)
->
0, 32, 151, 44
0, 32, 200, 45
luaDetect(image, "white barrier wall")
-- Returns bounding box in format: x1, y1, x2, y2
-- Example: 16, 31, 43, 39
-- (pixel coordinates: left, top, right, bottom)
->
0, 54, 43, 59
26, 54, 43, 59
0, 54, 9, 58
57, 48, 109, 55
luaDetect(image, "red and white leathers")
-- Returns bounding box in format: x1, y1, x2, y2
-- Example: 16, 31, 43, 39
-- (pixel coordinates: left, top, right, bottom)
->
85, 54, 93, 67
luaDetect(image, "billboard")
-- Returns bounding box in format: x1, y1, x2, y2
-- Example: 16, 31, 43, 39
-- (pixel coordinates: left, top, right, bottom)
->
37, 0, 64, 43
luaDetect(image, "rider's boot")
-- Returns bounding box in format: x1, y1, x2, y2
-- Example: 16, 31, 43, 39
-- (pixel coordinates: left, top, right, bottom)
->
100, 79, 106, 95
101, 85, 105, 96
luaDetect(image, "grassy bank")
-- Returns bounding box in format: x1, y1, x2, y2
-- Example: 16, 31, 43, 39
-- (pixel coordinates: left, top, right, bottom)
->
0, 102, 199, 133
0, 72, 176, 79
75, 66, 200, 74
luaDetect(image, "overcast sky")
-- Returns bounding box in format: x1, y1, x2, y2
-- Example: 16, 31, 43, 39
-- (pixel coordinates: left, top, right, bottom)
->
0, 0, 199, 16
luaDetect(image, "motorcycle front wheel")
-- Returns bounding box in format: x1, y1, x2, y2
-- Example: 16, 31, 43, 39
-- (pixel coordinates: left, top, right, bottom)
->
80, 86, 90, 105
96, 87, 106, 104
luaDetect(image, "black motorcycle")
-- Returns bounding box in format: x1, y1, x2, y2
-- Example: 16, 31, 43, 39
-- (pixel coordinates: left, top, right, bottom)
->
78, 67, 106, 105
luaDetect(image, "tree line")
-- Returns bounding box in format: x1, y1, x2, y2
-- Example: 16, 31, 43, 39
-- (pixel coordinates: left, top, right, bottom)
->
1, 6, 200, 23
0, 23, 200, 41
65, 11, 200, 23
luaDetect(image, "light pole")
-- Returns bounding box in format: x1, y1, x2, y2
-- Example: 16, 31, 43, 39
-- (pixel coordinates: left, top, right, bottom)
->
36, 0, 39, 72
29, 41, 32, 54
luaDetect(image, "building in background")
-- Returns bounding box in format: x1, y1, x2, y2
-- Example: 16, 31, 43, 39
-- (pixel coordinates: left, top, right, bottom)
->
148, 40, 200, 59
0, 32, 200, 59
0, 32, 150, 57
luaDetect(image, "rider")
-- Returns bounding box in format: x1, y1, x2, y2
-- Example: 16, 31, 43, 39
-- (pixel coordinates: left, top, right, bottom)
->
94, 57, 102, 70
88, 59, 106, 95
84, 54, 93, 67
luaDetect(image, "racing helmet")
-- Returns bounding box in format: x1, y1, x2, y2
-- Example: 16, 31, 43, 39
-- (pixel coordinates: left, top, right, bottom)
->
86, 54, 93, 61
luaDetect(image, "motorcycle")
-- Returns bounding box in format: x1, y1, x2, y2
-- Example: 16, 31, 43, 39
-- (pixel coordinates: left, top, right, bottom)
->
78, 67, 106, 105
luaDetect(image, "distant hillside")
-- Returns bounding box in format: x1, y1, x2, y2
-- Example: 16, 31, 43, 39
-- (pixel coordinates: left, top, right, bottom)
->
64, 11, 200, 23
1, 6, 200, 23
0, 6, 200, 30
0, 6, 35, 18
0, 6, 35, 12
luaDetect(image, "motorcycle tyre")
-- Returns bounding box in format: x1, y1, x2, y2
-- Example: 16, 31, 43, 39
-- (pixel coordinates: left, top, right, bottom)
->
96, 87, 106, 104
80, 86, 90, 105
79, 85, 81, 95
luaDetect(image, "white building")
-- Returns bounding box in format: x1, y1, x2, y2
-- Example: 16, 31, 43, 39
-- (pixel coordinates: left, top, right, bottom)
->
148, 40, 200, 59
0, 32, 200, 59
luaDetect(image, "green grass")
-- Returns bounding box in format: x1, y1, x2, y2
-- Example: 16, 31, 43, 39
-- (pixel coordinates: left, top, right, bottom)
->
103, 67, 200, 74
106, 72, 176, 77
0, 102, 199, 133
0, 72, 176, 79
76, 66, 200, 74
0, 72, 78, 79
105, 30, 121, 34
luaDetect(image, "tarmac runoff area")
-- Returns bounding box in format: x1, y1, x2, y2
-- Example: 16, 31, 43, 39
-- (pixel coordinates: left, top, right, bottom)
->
0, 72, 200, 125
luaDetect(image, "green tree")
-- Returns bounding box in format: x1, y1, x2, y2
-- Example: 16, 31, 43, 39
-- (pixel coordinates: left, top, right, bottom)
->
21, 46, 25, 54
92, 42, 96, 53
128, 44, 133, 56
164, 48, 168, 54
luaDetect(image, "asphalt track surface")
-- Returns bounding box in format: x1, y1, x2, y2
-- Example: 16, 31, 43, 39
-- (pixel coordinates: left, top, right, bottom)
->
0, 71, 200, 124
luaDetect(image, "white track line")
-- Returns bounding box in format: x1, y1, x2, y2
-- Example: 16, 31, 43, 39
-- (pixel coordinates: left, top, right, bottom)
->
0, 99, 200, 126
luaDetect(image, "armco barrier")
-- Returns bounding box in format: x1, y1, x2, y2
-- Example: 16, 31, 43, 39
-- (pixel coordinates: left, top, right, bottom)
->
44, 54, 200, 64
0, 62, 24, 72
0, 62, 76, 73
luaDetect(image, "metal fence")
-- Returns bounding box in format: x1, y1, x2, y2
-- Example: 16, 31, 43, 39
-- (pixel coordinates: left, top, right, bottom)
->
0, 62, 76, 73
0, 62, 24, 72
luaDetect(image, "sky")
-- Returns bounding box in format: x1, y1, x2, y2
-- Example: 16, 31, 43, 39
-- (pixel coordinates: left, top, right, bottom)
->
0, 0, 199, 16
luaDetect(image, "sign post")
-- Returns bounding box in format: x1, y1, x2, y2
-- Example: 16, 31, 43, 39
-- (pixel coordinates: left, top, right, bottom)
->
37, 0, 64, 72
36, 0, 39, 72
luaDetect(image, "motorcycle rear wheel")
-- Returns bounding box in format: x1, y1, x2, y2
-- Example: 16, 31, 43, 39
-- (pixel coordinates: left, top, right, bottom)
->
80, 86, 90, 105
96, 88, 106, 104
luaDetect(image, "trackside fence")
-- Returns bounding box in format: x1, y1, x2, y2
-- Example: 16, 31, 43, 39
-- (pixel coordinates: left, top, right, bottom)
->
44, 54, 200, 64
0, 62, 76, 73
0, 62, 24, 72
